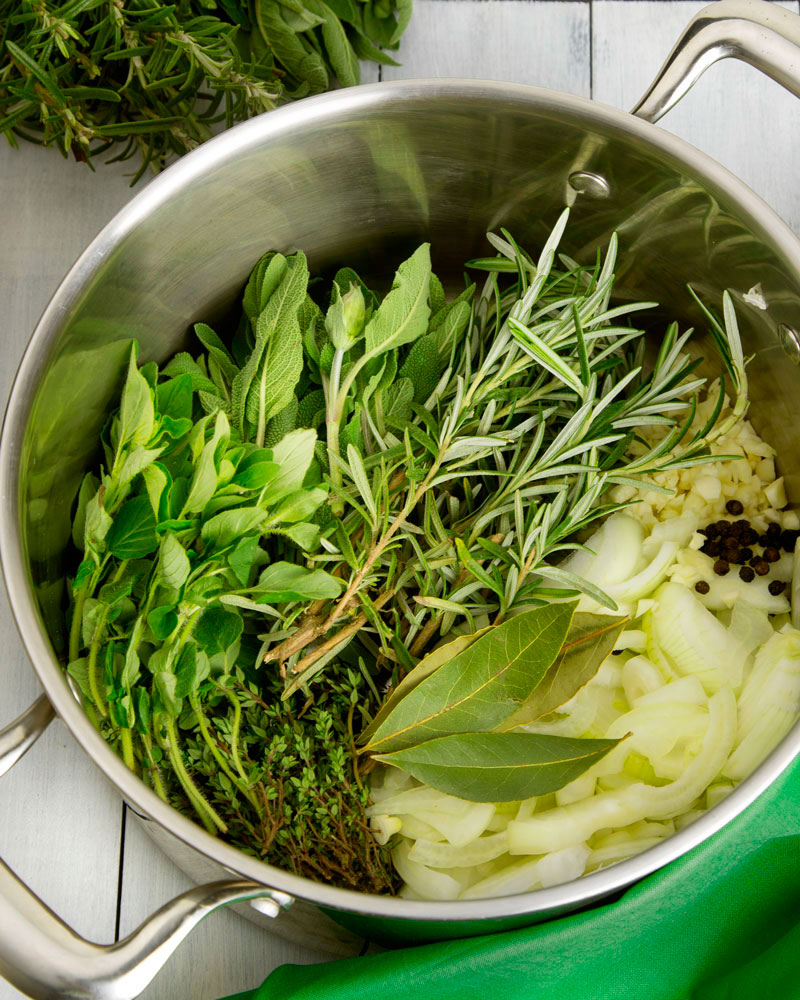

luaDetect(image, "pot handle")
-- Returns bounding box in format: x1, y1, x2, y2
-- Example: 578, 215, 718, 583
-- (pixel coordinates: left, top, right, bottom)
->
632, 0, 800, 122
0, 698, 290, 1000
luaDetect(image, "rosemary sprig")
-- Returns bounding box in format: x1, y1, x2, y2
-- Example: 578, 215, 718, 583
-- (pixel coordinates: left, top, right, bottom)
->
0, 0, 411, 181
263, 210, 746, 682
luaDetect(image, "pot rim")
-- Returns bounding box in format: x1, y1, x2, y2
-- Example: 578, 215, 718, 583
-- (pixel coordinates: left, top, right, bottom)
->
3, 77, 800, 922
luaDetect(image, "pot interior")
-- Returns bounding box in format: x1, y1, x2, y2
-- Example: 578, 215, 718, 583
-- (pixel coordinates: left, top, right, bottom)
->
8, 80, 800, 917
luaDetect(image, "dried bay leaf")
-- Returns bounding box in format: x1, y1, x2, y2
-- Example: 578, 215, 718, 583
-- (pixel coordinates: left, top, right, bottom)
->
365, 602, 577, 754
359, 626, 492, 745
373, 732, 622, 802
499, 613, 628, 731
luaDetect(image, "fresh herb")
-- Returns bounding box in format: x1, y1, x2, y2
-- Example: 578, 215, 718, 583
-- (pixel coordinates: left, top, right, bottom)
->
371, 731, 622, 803
0, 0, 411, 181
64, 211, 747, 892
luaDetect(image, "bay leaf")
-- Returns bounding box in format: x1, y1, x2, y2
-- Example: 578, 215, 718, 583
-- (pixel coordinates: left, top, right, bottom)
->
359, 626, 491, 745
365, 602, 577, 754
499, 613, 628, 731
373, 731, 621, 803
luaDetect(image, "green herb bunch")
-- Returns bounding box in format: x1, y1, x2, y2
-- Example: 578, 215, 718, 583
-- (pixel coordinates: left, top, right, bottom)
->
0, 0, 410, 181
65, 211, 746, 892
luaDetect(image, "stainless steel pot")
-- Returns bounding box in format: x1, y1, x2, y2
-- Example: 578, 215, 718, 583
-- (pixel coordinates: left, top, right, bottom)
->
3, 1, 800, 996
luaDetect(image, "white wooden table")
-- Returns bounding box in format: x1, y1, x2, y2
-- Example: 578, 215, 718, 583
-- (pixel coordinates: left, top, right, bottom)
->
2, 2, 800, 996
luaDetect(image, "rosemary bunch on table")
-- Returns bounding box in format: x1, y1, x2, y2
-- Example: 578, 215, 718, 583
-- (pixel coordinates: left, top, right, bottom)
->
64, 211, 746, 891
0, 0, 410, 181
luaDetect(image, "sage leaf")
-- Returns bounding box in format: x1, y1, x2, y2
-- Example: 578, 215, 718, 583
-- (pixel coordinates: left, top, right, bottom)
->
161, 354, 218, 395
308, 0, 360, 87
234, 252, 308, 441
242, 252, 286, 328
363, 244, 431, 359
500, 613, 628, 731
373, 732, 622, 803
106, 495, 158, 559
194, 323, 239, 382
254, 562, 343, 602
365, 602, 577, 754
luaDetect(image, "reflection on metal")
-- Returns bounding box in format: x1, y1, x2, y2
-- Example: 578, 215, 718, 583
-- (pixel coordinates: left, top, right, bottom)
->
778, 324, 800, 365
632, 0, 800, 123
0, 696, 54, 778
567, 171, 611, 199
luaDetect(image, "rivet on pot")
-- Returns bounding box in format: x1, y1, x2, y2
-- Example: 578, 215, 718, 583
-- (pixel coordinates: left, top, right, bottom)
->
778, 324, 800, 365
249, 897, 282, 918
567, 171, 611, 198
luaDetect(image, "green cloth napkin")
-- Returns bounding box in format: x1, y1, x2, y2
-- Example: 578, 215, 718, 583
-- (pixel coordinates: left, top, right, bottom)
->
223, 757, 800, 1000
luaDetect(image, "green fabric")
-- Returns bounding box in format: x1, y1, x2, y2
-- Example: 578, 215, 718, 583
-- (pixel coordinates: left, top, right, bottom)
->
223, 759, 800, 1000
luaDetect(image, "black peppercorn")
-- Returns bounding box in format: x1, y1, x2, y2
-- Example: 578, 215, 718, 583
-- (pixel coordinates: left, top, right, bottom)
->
740, 528, 759, 547
781, 530, 799, 552
713, 559, 730, 576
726, 500, 744, 516
727, 548, 743, 565
764, 546, 781, 563
694, 580, 711, 595
754, 560, 770, 576
715, 520, 731, 536
701, 541, 721, 557
758, 534, 770, 547
739, 547, 754, 562
739, 566, 755, 582
704, 523, 720, 539
768, 580, 787, 596
734, 519, 751, 532
722, 535, 739, 551
767, 522, 782, 540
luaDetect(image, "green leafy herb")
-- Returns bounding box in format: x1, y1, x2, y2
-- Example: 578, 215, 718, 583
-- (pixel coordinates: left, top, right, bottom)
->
373, 732, 622, 802
0, 0, 414, 180
365, 603, 577, 754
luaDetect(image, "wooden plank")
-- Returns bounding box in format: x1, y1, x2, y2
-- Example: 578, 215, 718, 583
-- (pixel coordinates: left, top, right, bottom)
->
0, 140, 139, 1000
118, 810, 322, 1000
592, 0, 800, 234
383, 0, 591, 97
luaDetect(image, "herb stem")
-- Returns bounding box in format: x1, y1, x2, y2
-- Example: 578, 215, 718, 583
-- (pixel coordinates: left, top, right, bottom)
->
69, 585, 88, 663
142, 733, 168, 802
120, 728, 136, 772
163, 715, 227, 834
190, 690, 259, 809
87, 606, 110, 718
